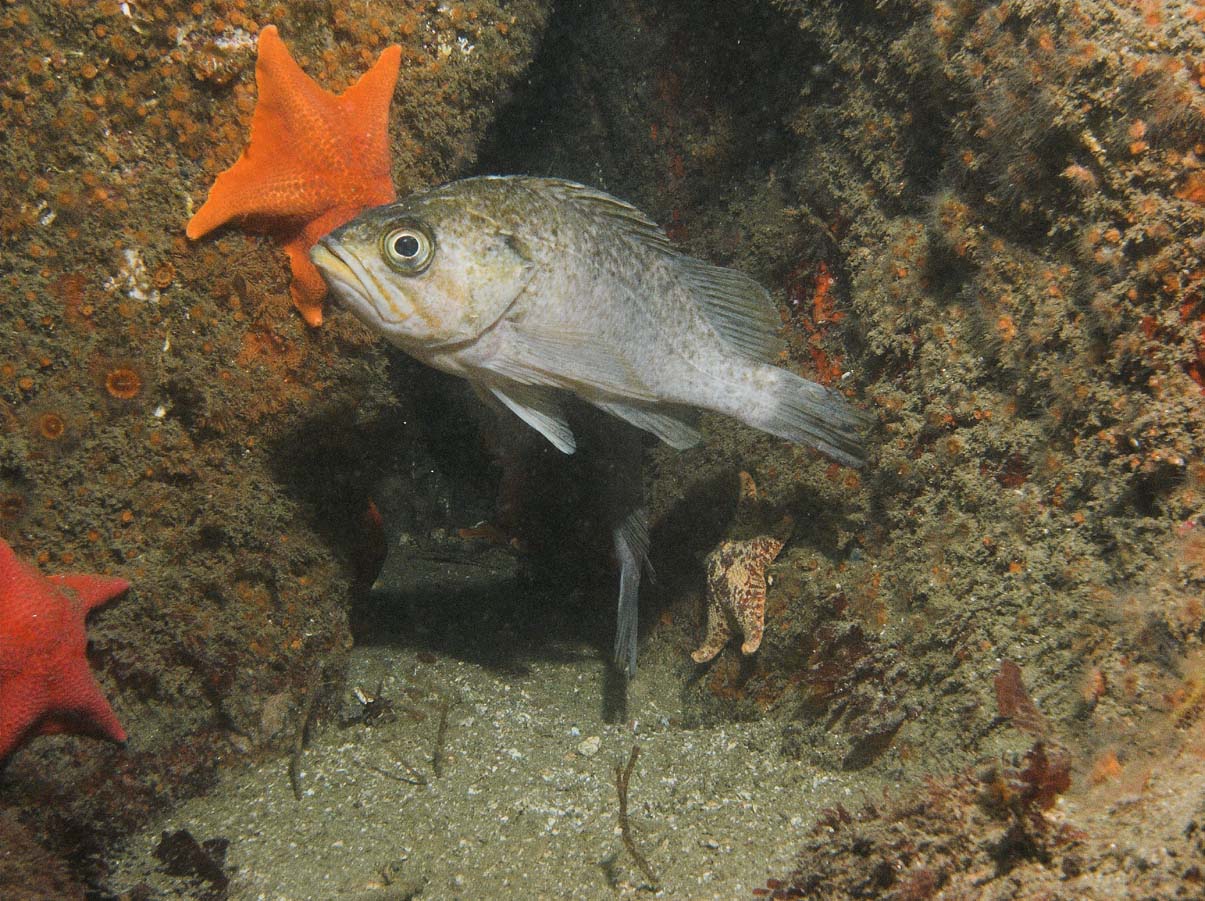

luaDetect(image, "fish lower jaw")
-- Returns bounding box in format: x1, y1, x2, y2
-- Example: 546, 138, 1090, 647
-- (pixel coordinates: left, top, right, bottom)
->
310, 243, 378, 317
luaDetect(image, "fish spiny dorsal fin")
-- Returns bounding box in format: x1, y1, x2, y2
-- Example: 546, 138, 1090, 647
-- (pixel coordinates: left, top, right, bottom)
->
540, 178, 783, 362
538, 179, 676, 252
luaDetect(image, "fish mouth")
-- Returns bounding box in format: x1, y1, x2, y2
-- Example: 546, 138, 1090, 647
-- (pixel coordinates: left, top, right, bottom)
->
310, 240, 405, 326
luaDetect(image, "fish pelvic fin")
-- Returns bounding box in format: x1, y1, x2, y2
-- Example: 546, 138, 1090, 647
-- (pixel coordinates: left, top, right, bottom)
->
487, 382, 577, 454
613, 507, 652, 678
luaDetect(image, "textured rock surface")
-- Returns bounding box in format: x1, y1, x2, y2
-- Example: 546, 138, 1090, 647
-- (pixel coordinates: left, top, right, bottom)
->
0, 0, 548, 888
485, 0, 1205, 760
480, 0, 1205, 893
4, 0, 1205, 895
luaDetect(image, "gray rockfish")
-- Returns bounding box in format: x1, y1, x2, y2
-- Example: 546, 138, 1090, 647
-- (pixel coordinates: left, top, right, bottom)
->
310, 176, 865, 467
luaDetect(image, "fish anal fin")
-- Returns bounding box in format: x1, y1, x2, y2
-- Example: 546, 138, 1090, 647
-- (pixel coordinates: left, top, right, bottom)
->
593, 399, 702, 450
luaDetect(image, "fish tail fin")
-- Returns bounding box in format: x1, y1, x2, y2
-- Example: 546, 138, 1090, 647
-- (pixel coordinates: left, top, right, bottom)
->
748, 365, 868, 468
613, 507, 652, 678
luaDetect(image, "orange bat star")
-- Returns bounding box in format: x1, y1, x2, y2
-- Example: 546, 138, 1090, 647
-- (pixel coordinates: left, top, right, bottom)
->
186, 25, 401, 326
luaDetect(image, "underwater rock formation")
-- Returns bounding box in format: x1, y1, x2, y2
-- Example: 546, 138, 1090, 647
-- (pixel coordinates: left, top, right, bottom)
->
0, 0, 549, 888
485, 0, 1204, 752
480, 1, 1205, 889
2, 0, 1204, 895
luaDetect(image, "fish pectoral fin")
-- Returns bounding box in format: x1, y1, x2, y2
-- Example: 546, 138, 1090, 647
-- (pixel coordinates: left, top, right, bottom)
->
592, 398, 702, 450
484, 322, 657, 402
487, 382, 577, 454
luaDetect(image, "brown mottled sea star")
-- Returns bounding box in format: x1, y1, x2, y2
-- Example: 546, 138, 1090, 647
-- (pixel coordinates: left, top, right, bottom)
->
691, 472, 793, 663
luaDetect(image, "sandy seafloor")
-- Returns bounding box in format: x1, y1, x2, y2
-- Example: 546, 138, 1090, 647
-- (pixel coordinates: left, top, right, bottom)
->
109, 636, 868, 900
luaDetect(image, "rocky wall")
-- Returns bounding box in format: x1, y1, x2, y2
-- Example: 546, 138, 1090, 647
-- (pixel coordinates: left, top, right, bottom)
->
481, 0, 1205, 782
0, 0, 548, 887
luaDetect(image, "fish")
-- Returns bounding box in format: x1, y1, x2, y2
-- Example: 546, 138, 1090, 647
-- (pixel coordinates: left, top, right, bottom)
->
310, 175, 866, 467
310, 176, 867, 675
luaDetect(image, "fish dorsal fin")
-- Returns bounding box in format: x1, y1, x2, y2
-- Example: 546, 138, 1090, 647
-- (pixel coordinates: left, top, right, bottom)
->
540, 179, 675, 253
542, 179, 783, 362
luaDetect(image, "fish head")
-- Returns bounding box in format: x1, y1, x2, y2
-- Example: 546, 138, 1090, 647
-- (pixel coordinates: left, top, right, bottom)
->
310, 193, 535, 348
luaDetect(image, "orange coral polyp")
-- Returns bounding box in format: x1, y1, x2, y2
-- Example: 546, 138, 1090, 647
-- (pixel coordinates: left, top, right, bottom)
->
0, 494, 28, 521
105, 367, 142, 400
36, 412, 66, 440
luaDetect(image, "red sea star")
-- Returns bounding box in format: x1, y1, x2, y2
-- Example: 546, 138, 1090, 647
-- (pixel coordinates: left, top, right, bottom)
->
0, 539, 129, 763
186, 25, 401, 327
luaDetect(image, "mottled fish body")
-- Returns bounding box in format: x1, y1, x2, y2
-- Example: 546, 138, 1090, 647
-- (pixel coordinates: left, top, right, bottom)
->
310, 176, 865, 467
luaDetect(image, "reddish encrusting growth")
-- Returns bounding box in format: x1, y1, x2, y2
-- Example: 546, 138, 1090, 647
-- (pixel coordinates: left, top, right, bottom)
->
995, 658, 1048, 736
1180, 293, 1205, 391
784, 260, 846, 385
351, 498, 388, 594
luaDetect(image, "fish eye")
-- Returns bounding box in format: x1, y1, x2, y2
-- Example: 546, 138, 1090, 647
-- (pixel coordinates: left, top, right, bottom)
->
381, 223, 434, 273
